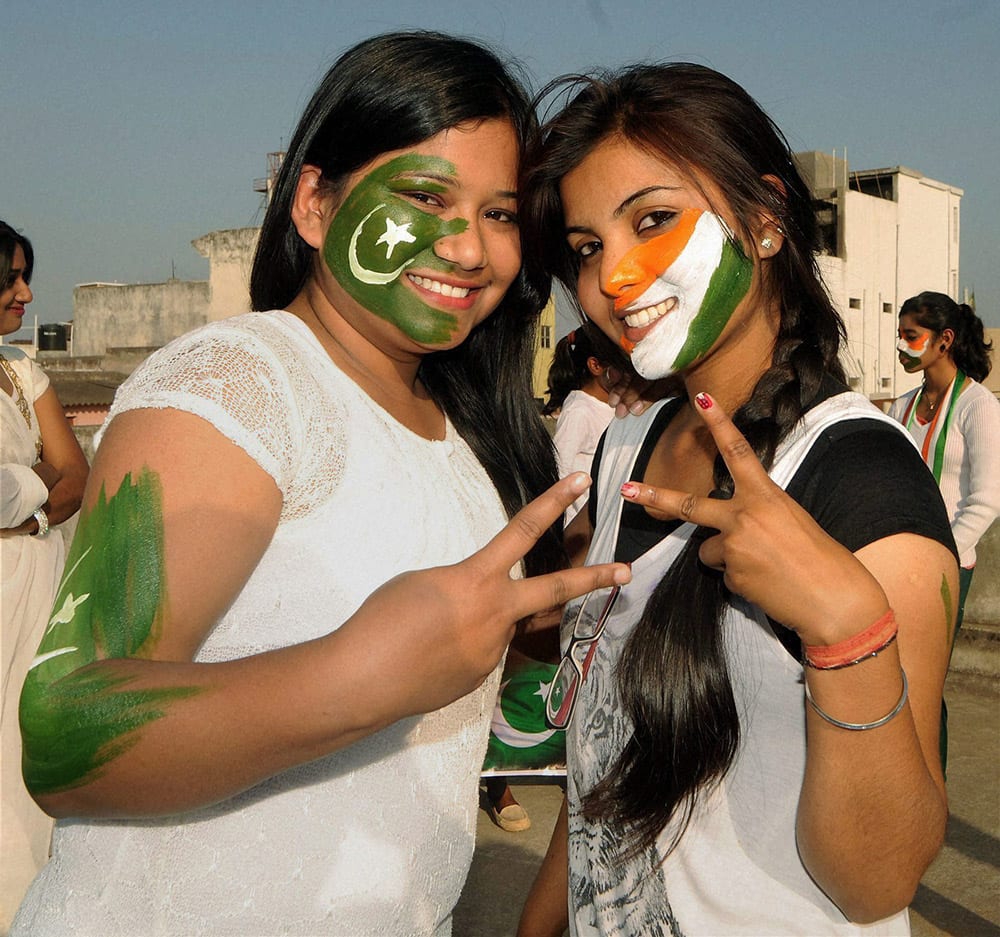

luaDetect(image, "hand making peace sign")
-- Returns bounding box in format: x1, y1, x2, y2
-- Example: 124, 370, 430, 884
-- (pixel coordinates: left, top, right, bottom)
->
619, 392, 889, 645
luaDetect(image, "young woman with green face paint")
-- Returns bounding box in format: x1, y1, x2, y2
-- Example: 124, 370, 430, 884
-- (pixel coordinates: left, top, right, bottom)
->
11, 33, 630, 937
519, 65, 958, 937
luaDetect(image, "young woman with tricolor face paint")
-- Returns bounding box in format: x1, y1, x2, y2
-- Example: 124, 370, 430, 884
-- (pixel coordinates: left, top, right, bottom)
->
12, 33, 630, 937
518, 65, 958, 936
888, 292, 1000, 765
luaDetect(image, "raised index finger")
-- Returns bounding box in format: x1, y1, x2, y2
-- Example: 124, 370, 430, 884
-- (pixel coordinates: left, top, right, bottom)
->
692, 392, 772, 491
473, 473, 593, 575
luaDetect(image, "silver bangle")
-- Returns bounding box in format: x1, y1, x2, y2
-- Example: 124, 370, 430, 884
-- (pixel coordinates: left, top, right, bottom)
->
805, 669, 908, 731
32, 508, 50, 537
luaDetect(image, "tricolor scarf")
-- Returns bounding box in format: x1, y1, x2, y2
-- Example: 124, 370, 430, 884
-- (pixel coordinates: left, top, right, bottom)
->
901, 369, 966, 483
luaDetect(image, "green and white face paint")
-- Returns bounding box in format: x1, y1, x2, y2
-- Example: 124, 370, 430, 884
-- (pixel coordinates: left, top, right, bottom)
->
322, 154, 471, 344
608, 209, 753, 379
897, 331, 931, 371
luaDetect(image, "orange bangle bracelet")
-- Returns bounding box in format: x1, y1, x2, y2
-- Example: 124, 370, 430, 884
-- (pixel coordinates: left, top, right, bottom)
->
803, 609, 898, 670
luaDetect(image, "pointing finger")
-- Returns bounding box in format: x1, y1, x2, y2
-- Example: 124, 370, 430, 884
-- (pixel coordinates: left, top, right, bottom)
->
508, 560, 631, 625
692, 392, 772, 491
471, 473, 592, 575
620, 481, 731, 530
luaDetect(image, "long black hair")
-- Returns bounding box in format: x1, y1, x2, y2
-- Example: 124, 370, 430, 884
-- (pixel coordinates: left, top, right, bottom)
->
251, 31, 564, 576
0, 220, 34, 286
900, 291, 992, 383
524, 63, 847, 855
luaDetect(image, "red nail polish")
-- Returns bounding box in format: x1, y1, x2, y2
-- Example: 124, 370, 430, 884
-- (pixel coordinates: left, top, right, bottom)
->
695, 392, 713, 410
620, 482, 640, 498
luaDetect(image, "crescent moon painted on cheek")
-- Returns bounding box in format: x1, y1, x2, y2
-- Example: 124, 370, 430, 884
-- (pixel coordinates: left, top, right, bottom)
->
348, 203, 417, 285
491, 680, 558, 748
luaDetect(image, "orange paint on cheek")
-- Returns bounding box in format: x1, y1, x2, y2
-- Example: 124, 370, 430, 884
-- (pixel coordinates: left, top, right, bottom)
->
607, 209, 701, 311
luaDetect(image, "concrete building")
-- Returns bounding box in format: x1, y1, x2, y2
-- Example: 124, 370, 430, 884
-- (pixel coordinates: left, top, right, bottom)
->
795, 151, 963, 403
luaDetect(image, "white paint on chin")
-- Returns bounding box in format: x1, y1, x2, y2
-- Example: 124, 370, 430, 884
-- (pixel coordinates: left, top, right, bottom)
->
626, 212, 728, 380
896, 335, 929, 360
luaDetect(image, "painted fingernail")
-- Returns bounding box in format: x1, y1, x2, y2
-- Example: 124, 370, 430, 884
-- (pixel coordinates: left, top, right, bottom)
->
620, 482, 640, 498
695, 392, 713, 410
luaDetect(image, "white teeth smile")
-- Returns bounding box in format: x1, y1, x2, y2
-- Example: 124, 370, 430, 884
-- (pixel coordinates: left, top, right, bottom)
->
407, 274, 471, 298
624, 296, 678, 328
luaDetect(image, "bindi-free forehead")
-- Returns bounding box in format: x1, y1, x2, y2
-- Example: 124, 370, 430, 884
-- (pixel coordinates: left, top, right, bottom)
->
560, 138, 710, 232
371, 119, 519, 199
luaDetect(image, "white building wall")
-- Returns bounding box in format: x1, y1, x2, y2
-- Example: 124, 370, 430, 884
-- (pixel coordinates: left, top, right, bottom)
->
891, 172, 962, 398
840, 189, 900, 400
808, 157, 962, 403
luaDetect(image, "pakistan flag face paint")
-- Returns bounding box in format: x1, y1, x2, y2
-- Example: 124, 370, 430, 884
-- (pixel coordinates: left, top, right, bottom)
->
607, 209, 753, 379
322, 154, 470, 344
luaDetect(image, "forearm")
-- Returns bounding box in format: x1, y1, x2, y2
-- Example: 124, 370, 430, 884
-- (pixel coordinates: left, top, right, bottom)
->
23, 628, 394, 818
518, 796, 570, 937
797, 645, 947, 922
0, 463, 48, 527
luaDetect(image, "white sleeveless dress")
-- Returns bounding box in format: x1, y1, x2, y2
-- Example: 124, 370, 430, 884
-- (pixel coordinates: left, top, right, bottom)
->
12, 310, 509, 937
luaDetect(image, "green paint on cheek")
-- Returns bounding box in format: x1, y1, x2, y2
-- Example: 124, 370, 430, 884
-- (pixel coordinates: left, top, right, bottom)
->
19, 469, 200, 795
323, 153, 470, 344
672, 238, 753, 371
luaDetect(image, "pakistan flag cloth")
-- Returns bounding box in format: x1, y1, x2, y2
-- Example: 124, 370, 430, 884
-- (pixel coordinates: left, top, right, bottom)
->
483, 655, 566, 775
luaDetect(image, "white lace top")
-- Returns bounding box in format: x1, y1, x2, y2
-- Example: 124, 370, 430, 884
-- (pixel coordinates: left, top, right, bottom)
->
12, 311, 509, 937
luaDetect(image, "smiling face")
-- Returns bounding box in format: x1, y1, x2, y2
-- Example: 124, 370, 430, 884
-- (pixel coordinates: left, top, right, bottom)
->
317, 119, 522, 349
0, 245, 33, 337
561, 138, 753, 380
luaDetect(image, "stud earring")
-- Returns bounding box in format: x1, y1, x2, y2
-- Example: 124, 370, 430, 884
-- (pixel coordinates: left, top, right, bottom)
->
761, 237, 773, 250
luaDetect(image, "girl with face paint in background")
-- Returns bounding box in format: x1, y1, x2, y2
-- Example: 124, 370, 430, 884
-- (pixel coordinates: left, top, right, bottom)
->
518, 65, 958, 937
888, 292, 1000, 757
12, 33, 629, 937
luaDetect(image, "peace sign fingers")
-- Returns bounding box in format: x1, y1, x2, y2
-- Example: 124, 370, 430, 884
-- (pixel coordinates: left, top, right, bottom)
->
691, 392, 778, 497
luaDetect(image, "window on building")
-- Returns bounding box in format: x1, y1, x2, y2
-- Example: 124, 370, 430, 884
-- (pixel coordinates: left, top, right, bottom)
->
953, 206, 959, 242
883, 302, 893, 314
849, 298, 862, 310
540, 325, 552, 349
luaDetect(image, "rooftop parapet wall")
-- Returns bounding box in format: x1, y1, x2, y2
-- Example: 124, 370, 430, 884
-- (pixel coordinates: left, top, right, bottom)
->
73, 279, 210, 357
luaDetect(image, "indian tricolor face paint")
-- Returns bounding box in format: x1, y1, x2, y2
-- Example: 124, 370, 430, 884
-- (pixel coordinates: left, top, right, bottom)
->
897, 331, 931, 370
606, 209, 753, 379
322, 154, 469, 344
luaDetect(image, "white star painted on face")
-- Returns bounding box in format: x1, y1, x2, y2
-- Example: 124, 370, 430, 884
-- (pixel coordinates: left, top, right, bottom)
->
374, 217, 416, 259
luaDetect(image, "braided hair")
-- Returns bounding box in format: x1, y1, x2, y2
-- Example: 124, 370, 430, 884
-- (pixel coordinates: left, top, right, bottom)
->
524, 63, 847, 855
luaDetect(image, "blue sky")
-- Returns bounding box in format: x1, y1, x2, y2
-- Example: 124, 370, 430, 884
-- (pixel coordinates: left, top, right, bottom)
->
6, 0, 998, 336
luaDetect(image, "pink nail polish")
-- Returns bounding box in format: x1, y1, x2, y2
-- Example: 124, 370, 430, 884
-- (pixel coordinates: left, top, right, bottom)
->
695, 392, 713, 410
620, 482, 640, 498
